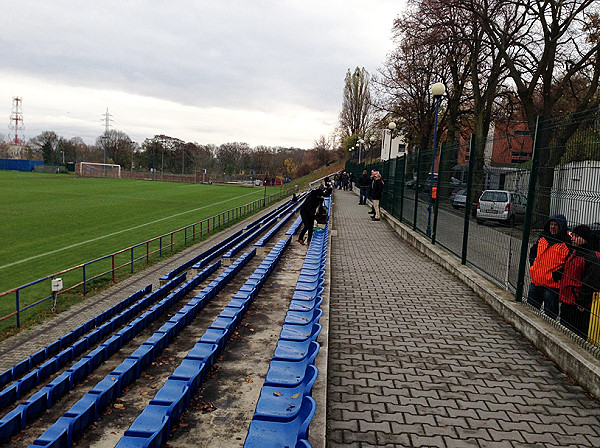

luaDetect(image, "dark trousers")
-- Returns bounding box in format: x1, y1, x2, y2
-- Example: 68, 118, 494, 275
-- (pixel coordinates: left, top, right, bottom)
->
527, 283, 559, 319
359, 187, 368, 204
560, 303, 591, 339
298, 210, 315, 242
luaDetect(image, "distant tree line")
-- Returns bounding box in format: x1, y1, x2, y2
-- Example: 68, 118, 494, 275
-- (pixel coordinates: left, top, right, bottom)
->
14, 129, 345, 180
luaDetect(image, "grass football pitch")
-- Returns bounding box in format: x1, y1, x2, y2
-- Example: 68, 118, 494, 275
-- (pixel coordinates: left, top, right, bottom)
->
0, 171, 282, 330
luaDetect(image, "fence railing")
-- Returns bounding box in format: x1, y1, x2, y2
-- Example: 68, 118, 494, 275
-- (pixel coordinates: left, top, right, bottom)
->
346, 107, 600, 358
0, 188, 294, 330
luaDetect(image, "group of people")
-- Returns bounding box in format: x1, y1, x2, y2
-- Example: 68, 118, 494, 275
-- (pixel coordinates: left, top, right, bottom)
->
357, 169, 383, 221
333, 171, 353, 191
528, 214, 600, 339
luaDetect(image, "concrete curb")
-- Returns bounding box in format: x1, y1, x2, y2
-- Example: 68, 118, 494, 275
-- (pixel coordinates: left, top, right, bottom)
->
378, 205, 600, 398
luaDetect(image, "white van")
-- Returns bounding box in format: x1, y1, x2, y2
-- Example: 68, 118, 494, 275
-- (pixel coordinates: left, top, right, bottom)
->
476, 190, 527, 226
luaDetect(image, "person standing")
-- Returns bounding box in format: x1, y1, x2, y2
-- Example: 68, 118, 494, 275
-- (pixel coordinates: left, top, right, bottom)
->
358, 170, 370, 205
528, 214, 571, 319
298, 188, 325, 245
557, 225, 600, 339
371, 173, 383, 221
368, 170, 377, 217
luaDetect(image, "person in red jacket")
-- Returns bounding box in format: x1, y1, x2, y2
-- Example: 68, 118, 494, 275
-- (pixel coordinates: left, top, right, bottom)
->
528, 214, 571, 319
557, 225, 600, 339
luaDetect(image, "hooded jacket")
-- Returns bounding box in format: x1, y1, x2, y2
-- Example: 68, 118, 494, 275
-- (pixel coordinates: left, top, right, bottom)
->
558, 241, 600, 308
529, 214, 570, 288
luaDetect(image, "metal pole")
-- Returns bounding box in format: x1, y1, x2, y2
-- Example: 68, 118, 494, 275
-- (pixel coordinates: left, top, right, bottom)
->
461, 135, 477, 265
432, 142, 446, 244
413, 146, 422, 231
515, 116, 542, 302
427, 96, 441, 237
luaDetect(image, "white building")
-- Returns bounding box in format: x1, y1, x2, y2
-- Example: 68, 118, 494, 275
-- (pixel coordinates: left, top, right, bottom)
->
380, 129, 407, 161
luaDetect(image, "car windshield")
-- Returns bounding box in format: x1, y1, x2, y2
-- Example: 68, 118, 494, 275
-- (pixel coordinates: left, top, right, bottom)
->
456, 189, 466, 196
481, 191, 508, 202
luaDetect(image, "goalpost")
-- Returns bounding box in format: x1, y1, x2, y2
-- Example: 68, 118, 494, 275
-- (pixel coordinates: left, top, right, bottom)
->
78, 162, 122, 178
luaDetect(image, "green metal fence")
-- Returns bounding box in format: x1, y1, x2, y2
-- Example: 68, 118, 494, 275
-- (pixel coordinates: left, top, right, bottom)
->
346, 107, 600, 358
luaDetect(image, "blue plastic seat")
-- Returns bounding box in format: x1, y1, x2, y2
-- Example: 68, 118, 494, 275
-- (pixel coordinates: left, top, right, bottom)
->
28, 417, 70, 448
12, 358, 30, 378
144, 332, 169, 352
110, 358, 138, 394
89, 376, 120, 415
149, 379, 190, 425
169, 360, 206, 394
289, 297, 323, 312
102, 334, 122, 356
186, 342, 218, 367
284, 308, 323, 326
63, 395, 97, 445
254, 365, 318, 422
273, 340, 317, 362
71, 338, 88, 358
200, 328, 227, 349
244, 396, 316, 448
0, 408, 21, 443
84, 346, 106, 371
44, 372, 71, 406
0, 383, 17, 410
30, 348, 47, 368
265, 342, 320, 388
17, 370, 39, 397
123, 404, 170, 448
128, 344, 155, 375
279, 323, 322, 343
67, 358, 90, 387
21, 389, 49, 426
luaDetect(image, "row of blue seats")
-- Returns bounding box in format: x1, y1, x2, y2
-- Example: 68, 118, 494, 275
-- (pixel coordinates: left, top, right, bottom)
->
223, 216, 279, 258
159, 229, 243, 282
242, 198, 297, 231
115, 239, 291, 448
27, 252, 255, 448
0, 268, 213, 444
0, 273, 192, 414
286, 215, 303, 236
244, 205, 330, 448
255, 210, 297, 247
0, 286, 152, 393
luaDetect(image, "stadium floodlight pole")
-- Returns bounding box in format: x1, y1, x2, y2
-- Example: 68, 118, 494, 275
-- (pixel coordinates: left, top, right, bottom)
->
427, 82, 446, 237
263, 172, 268, 207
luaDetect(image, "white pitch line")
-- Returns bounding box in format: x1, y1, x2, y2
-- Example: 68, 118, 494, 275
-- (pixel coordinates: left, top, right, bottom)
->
0, 192, 260, 271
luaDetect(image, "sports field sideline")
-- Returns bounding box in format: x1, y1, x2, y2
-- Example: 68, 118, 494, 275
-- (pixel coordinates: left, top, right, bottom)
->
0, 171, 280, 309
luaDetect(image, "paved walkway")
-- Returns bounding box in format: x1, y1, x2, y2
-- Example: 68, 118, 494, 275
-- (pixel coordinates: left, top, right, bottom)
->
327, 190, 600, 448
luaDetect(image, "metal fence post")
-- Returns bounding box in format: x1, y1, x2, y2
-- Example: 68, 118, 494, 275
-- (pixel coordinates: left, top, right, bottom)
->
432, 143, 446, 245
413, 147, 422, 231
515, 116, 542, 302
461, 135, 477, 265
398, 155, 406, 223
16, 289, 20, 329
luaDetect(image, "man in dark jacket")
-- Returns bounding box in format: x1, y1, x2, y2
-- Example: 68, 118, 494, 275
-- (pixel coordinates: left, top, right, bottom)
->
298, 188, 325, 244
371, 173, 383, 221
358, 170, 370, 205
528, 214, 571, 319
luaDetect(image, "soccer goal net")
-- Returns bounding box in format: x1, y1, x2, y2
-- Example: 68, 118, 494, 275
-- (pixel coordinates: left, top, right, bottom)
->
77, 162, 122, 178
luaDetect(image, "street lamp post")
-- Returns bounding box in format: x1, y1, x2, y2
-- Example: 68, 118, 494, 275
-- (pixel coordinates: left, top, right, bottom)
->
426, 82, 446, 237
358, 138, 365, 163
387, 122, 396, 161
369, 135, 375, 165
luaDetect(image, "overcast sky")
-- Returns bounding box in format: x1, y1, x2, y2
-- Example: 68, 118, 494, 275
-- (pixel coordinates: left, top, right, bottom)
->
1, 1, 404, 149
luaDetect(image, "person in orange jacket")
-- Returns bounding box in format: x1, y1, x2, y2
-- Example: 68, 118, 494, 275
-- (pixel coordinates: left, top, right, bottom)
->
528, 214, 571, 319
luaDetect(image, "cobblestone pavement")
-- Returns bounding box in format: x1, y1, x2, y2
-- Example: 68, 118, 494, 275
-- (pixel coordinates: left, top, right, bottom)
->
327, 190, 600, 448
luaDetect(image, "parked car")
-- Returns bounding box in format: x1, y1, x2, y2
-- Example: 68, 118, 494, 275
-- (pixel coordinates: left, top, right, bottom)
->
451, 189, 467, 208
476, 190, 527, 226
